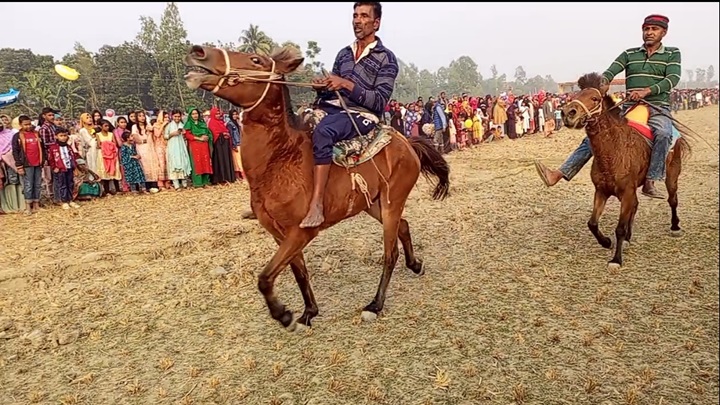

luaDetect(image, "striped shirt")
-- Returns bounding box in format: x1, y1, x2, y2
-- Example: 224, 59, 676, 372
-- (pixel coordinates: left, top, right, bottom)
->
602, 44, 682, 106
318, 37, 399, 118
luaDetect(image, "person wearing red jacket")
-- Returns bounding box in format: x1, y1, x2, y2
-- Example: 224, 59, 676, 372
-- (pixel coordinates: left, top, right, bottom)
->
47, 128, 80, 209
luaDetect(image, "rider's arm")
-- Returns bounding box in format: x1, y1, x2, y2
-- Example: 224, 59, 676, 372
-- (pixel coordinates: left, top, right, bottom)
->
602, 50, 629, 84
346, 53, 399, 115
650, 48, 681, 95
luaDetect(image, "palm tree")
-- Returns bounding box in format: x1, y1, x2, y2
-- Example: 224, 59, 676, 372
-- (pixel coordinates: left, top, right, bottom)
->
238, 24, 275, 55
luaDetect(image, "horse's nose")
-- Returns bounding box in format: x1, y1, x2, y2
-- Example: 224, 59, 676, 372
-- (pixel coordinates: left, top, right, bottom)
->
566, 108, 577, 118
189, 45, 207, 60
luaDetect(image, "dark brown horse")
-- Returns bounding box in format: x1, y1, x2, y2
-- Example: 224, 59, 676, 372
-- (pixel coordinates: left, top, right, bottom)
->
561, 73, 689, 270
184, 45, 450, 331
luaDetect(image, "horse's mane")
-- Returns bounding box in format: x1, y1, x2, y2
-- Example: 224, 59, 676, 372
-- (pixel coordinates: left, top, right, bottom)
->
270, 46, 310, 132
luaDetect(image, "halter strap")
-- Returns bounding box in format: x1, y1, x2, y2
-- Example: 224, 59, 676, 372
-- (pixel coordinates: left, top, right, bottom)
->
566, 87, 604, 119
210, 47, 281, 112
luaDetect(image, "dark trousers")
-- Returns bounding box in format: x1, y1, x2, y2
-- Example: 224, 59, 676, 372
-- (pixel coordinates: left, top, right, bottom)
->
312, 105, 376, 165
52, 170, 74, 203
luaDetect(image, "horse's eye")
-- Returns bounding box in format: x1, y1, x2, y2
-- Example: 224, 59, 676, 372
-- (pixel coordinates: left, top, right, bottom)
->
250, 57, 261, 65
591, 97, 599, 102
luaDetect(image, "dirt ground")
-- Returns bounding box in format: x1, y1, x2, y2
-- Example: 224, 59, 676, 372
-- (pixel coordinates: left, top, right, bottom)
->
0, 107, 718, 405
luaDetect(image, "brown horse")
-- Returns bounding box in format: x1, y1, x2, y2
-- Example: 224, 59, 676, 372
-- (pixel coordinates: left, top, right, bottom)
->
184, 45, 450, 331
561, 73, 689, 270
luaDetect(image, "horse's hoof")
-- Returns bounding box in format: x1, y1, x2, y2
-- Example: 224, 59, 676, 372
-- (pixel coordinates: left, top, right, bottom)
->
622, 240, 630, 251
292, 322, 309, 334
607, 262, 621, 272
360, 310, 378, 323
408, 259, 425, 276
670, 229, 684, 237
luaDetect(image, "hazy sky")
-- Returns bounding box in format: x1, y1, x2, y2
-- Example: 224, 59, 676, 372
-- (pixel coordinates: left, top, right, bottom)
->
2, 2, 718, 82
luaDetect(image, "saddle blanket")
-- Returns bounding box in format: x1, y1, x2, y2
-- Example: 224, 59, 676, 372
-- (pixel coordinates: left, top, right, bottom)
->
302, 109, 394, 169
624, 104, 681, 149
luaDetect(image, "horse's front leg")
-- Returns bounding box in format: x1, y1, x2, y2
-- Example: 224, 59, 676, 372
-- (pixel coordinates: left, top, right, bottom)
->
588, 189, 612, 249
258, 228, 314, 330
608, 190, 638, 270
270, 235, 319, 330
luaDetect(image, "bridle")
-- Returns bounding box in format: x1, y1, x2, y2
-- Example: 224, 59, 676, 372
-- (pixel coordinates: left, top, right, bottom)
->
565, 87, 605, 122
208, 48, 319, 113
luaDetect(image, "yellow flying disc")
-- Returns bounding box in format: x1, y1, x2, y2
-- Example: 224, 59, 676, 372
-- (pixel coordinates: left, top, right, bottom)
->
54, 64, 80, 81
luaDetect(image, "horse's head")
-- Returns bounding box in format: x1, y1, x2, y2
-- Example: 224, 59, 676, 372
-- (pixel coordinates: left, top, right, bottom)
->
184, 45, 304, 111
561, 73, 611, 129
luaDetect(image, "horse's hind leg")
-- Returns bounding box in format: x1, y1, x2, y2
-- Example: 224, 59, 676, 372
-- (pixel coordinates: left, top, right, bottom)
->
365, 202, 423, 275
361, 206, 402, 322
609, 190, 637, 270
588, 189, 612, 249
666, 154, 682, 236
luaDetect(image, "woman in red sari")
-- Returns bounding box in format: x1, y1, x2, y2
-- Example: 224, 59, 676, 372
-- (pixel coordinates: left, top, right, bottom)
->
183, 107, 213, 188
207, 107, 236, 185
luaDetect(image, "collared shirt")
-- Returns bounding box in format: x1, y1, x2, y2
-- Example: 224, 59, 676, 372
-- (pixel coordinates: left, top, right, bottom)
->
602, 44, 682, 106
317, 37, 399, 119
38, 122, 57, 150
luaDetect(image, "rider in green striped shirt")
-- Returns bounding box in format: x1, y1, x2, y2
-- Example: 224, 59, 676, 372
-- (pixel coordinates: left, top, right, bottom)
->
535, 14, 680, 199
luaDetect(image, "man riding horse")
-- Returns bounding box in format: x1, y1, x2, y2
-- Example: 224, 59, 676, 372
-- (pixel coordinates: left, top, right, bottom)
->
535, 14, 681, 199
298, 1, 398, 228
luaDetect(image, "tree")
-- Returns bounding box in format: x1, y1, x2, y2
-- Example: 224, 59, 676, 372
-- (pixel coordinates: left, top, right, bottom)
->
514, 65, 527, 87
695, 68, 706, 87
304, 40, 323, 72
239, 24, 274, 55
684, 69, 694, 83
156, 2, 200, 109
447, 56, 479, 95
707, 65, 716, 84
490, 64, 498, 79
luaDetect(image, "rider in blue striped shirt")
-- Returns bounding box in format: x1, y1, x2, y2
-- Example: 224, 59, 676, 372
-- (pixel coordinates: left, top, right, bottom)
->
300, 2, 399, 228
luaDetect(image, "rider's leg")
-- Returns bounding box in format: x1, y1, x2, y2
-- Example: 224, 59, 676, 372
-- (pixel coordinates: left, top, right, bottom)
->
300, 112, 376, 228
537, 136, 593, 186
643, 105, 673, 199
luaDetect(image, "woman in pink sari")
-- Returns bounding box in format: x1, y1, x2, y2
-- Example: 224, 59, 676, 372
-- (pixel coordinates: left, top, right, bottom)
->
152, 111, 171, 190
131, 110, 160, 191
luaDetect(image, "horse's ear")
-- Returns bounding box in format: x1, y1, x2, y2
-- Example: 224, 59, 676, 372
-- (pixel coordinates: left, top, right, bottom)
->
270, 46, 305, 74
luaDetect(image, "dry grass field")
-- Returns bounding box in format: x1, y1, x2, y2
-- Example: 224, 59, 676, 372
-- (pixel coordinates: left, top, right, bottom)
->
0, 107, 718, 405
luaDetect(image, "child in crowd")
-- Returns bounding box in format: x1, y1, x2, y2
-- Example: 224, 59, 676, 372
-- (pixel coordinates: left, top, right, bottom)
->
119, 131, 146, 193
554, 108, 563, 131
73, 158, 102, 201
47, 128, 80, 209
11, 115, 45, 215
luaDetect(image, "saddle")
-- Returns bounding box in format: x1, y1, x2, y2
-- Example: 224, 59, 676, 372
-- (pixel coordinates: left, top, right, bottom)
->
302, 109, 394, 169
624, 104, 681, 149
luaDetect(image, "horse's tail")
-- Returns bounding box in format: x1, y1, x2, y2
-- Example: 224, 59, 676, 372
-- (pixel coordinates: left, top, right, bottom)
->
409, 137, 450, 200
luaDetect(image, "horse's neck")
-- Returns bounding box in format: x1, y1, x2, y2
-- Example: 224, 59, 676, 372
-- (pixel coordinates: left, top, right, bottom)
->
240, 91, 310, 179
586, 114, 625, 156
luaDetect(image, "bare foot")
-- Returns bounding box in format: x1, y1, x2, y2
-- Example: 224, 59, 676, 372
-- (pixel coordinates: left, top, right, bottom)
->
241, 210, 257, 220
299, 204, 324, 228
534, 160, 563, 187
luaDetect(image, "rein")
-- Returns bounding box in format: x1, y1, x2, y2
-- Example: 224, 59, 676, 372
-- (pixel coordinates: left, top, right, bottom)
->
211, 48, 321, 112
